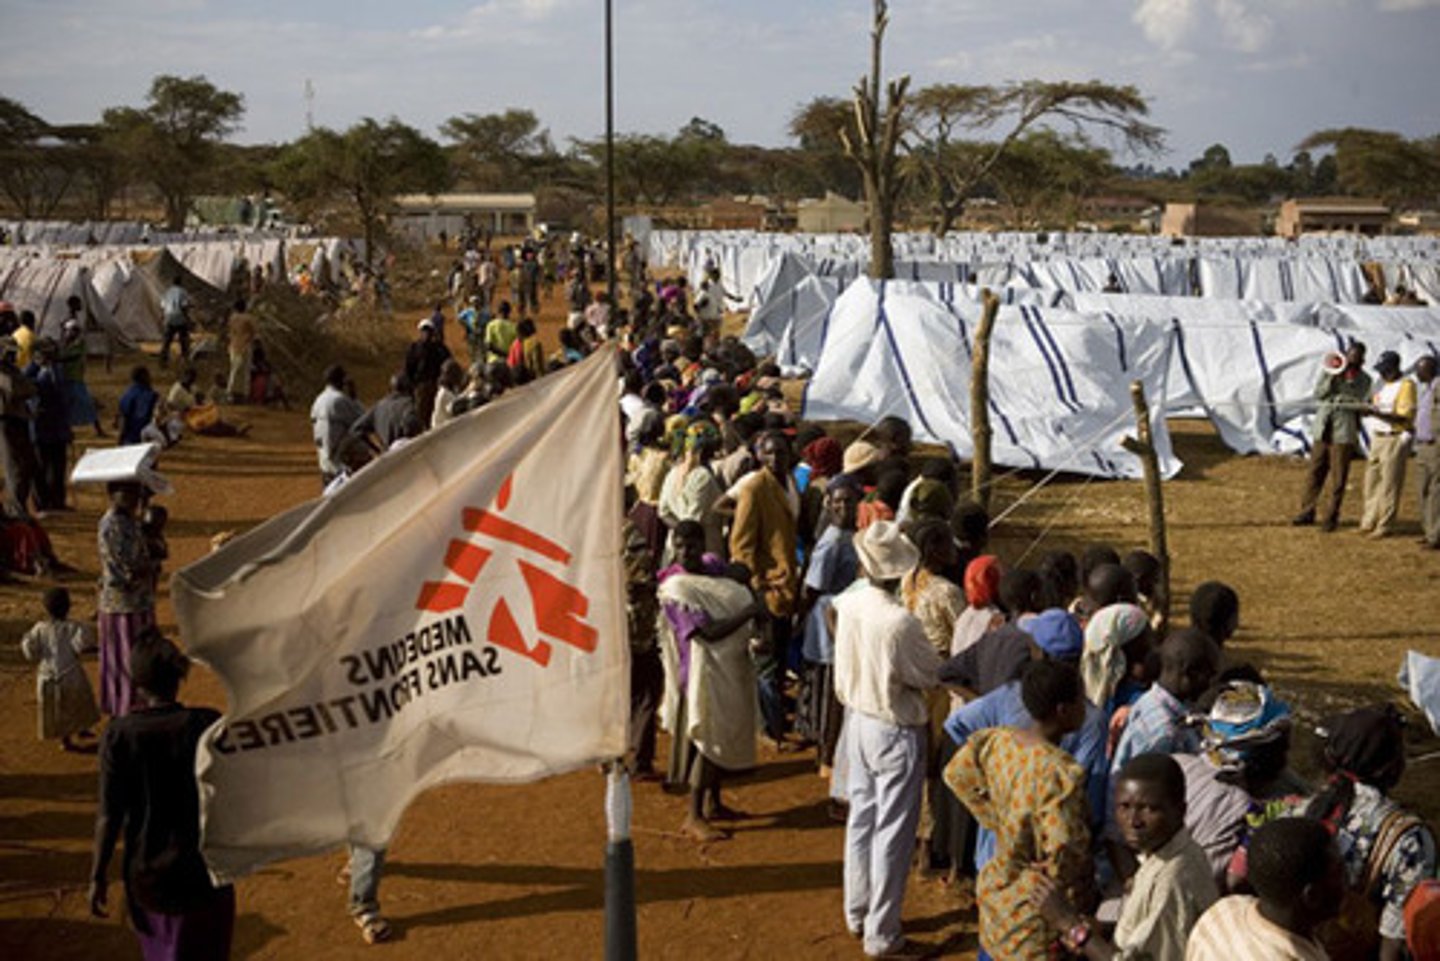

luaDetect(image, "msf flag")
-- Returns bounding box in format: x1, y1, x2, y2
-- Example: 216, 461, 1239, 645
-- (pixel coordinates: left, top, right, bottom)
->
173, 348, 628, 884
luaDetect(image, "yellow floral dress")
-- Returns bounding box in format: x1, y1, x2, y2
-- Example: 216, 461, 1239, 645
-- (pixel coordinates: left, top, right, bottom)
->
945, 726, 1094, 961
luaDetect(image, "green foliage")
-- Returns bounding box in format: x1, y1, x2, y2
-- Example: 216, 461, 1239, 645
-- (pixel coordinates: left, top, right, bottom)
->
273, 118, 449, 264
439, 108, 554, 190
907, 79, 1164, 233
1188, 143, 1232, 174
787, 97, 863, 198
986, 130, 1114, 228
100, 74, 245, 229
0, 97, 117, 219
1296, 128, 1440, 205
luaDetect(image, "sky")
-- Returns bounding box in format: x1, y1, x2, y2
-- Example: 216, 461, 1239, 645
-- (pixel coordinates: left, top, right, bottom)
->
2, 0, 1438, 170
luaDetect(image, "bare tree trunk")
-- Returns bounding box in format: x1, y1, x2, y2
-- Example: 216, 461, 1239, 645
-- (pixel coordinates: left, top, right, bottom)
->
841, 0, 908, 281
1122, 380, 1170, 634
970, 288, 1000, 512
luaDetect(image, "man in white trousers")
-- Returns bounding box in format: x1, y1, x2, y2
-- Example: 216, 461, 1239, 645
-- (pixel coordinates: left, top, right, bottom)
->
833, 520, 941, 958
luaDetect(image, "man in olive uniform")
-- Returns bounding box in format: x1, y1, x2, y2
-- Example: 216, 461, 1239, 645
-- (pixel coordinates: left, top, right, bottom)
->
1294, 340, 1372, 532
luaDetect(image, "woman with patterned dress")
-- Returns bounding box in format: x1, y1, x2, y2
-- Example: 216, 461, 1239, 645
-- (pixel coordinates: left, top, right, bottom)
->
96, 481, 156, 717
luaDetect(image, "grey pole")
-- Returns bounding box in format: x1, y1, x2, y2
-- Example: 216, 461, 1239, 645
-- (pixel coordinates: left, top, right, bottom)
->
603, 763, 636, 961
604, 0, 618, 309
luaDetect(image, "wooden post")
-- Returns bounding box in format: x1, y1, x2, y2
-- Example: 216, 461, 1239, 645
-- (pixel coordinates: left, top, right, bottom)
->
1121, 380, 1170, 635
970, 288, 1000, 512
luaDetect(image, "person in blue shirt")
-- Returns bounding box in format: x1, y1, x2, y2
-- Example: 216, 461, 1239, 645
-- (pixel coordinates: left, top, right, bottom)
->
795, 474, 862, 774
25, 339, 71, 510
944, 607, 1111, 874
117, 366, 158, 446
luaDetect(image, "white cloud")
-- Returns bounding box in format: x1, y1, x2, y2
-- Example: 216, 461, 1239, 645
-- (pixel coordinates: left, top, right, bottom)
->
1134, 0, 1273, 53
1134, 0, 1196, 50
411, 0, 573, 42
1214, 0, 1273, 52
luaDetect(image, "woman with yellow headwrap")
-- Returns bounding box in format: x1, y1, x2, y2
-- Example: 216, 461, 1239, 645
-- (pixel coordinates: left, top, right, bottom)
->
658, 419, 727, 561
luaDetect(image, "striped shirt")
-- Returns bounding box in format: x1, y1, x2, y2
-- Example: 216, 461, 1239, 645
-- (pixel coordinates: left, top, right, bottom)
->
1112, 684, 1199, 778
1185, 895, 1328, 961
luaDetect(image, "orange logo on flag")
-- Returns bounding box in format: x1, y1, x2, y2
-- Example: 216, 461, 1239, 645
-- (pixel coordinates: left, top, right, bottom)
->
415, 475, 598, 668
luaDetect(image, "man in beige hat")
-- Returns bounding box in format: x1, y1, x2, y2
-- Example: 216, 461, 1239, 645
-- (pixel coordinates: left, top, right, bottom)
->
843, 438, 883, 480
834, 520, 940, 957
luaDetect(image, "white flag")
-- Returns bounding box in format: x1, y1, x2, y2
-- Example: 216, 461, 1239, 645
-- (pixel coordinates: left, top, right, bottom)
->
175, 348, 629, 884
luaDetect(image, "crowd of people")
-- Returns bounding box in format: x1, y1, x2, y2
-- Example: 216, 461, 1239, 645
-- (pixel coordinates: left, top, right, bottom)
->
312, 242, 1440, 959
8, 229, 1440, 960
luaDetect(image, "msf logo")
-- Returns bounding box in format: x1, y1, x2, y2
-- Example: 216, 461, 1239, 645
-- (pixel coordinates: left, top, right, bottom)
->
416, 475, 598, 668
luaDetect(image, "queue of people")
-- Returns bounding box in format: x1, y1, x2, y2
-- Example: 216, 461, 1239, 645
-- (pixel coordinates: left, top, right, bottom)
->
8, 248, 1439, 961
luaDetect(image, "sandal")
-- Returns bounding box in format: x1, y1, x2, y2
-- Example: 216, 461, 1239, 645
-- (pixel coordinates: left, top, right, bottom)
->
680, 815, 729, 843
355, 912, 392, 944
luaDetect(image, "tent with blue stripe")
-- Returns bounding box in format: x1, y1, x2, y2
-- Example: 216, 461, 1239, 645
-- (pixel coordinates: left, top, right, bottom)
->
801, 280, 1179, 480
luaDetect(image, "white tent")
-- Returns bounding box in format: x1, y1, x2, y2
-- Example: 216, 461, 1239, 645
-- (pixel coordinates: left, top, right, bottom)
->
797, 280, 1440, 474
0, 254, 134, 350
802, 280, 1180, 479
741, 252, 843, 361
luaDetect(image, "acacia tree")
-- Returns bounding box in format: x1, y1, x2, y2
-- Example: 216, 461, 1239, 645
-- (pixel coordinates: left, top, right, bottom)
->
1296, 128, 1440, 206
986, 131, 1114, 228
907, 80, 1163, 234
102, 75, 244, 229
788, 97, 864, 200
0, 98, 74, 218
840, 0, 909, 279
439, 108, 554, 190
273, 118, 449, 267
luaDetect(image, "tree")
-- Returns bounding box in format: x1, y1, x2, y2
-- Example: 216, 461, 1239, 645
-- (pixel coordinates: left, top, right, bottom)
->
678, 117, 726, 143
1188, 143, 1232, 174
907, 80, 1163, 234
1296, 128, 1440, 205
787, 97, 863, 198
986, 130, 1114, 228
273, 118, 449, 267
101, 75, 244, 229
1288, 150, 1316, 194
0, 98, 77, 218
840, 0, 909, 279
439, 108, 553, 190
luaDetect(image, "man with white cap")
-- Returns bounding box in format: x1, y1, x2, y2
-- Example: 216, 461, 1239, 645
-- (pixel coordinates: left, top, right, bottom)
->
833, 519, 940, 958
403, 318, 452, 428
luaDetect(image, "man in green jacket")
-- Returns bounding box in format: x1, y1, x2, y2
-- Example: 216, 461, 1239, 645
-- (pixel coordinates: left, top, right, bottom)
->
1294, 340, 1372, 532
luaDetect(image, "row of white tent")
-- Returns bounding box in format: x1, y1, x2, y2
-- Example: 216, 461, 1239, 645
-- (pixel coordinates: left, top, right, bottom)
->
0, 236, 361, 350
653, 229, 1440, 316
0, 220, 295, 248
794, 278, 1440, 479
742, 252, 1440, 363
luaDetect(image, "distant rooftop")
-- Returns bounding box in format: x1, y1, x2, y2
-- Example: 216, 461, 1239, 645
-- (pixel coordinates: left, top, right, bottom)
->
393, 193, 537, 213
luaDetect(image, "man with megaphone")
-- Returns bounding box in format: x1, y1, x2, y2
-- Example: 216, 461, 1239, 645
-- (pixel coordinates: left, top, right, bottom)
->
1293, 340, 1372, 532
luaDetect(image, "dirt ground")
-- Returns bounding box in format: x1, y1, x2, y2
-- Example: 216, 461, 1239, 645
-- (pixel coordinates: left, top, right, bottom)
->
2, 274, 1438, 960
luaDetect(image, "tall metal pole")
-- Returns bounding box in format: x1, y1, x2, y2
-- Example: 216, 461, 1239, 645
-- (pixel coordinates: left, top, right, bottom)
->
604, 0, 618, 309
601, 7, 634, 961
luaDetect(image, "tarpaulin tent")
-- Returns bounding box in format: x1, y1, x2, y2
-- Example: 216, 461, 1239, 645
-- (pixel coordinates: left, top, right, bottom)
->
0, 253, 132, 350
801, 280, 1179, 480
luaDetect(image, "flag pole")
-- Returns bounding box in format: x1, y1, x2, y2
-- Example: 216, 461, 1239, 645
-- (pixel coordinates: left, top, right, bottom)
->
604, 0, 618, 309
604, 762, 636, 960
602, 8, 634, 960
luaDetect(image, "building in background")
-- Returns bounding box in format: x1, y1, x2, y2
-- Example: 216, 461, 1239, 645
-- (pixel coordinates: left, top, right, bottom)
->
392, 193, 536, 243
1160, 202, 1263, 238
796, 192, 867, 233
1276, 198, 1390, 238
